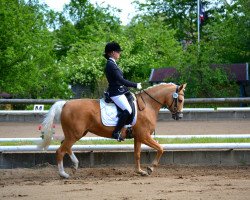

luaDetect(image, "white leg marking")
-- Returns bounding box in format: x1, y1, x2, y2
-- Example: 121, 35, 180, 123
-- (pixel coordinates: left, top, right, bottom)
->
69, 153, 79, 170
58, 161, 69, 178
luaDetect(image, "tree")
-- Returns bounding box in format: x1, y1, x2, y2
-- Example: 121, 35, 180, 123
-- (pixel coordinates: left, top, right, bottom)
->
119, 17, 184, 82
0, 0, 70, 98
176, 43, 238, 98
135, 0, 204, 43
135, 0, 248, 98
1, 0, 247, 100
202, 0, 250, 63
60, 40, 105, 92
53, 0, 124, 97
54, 0, 121, 59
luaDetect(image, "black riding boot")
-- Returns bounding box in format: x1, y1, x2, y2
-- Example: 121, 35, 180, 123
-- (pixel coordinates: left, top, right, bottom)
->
112, 110, 130, 142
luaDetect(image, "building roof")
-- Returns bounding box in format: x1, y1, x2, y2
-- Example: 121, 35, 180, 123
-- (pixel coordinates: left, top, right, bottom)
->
149, 63, 249, 83
0, 92, 12, 99
149, 67, 178, 82
212, 63, 249, 82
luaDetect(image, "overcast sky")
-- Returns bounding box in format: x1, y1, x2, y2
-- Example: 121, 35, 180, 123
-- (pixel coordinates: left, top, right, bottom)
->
40, 0, 144, 25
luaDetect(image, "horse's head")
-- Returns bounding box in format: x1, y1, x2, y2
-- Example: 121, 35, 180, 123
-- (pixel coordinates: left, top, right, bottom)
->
166, 83, 187, 120
140, 83, 187, 120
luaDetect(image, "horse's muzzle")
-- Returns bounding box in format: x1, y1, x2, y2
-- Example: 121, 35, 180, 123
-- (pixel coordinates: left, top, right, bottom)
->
172, 112, 183, 120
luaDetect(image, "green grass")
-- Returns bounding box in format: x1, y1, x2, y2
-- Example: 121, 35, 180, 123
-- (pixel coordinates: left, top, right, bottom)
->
1, 137, 250, 146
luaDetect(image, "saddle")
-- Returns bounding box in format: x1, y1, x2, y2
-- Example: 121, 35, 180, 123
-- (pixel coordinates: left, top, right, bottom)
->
100, 92, 137, 129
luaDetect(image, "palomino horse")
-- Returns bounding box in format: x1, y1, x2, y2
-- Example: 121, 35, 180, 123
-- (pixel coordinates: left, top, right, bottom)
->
39, 83, 186, 178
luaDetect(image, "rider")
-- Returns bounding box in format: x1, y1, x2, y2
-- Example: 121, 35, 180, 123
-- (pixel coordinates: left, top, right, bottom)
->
104, 41, 142, 141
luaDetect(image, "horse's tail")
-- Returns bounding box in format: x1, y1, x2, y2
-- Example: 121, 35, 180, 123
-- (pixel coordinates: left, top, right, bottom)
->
38, 100, 67, 150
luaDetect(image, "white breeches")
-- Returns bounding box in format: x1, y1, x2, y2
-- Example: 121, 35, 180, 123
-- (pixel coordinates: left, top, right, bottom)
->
110, 94, 132, 114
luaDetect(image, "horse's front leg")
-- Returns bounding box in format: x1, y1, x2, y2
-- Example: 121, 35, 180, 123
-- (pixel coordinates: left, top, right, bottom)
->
142, 136, 164, 175
134, 138, 148, 176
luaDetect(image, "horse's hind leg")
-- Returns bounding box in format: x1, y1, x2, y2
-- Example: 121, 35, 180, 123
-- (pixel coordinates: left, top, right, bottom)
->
142, 136, 164, 175
69, 130, 89, 171
134, 138, 148, 176
68, 149, 79, 172
57, 146, 69, 178
56, 138, 78, 178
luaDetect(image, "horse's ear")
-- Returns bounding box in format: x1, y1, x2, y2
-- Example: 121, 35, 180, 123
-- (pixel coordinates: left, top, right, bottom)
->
178, 83, 187, 91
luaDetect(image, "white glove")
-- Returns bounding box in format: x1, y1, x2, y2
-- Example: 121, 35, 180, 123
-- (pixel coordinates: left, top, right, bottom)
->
137, 83, 142, 90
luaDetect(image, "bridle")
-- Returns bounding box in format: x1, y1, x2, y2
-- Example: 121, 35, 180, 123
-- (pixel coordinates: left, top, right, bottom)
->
168, 86, 184, 113
142, 85, 184, 119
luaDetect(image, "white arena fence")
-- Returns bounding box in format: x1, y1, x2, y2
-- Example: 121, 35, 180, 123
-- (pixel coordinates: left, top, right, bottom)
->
1, 97, 250, 105
1, 134, 250, 142
1, 143, 250, 152
1, 107, 250, 116
1, 134, 250, 152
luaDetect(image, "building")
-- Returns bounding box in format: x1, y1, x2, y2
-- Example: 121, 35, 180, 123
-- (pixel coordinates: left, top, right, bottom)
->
149, 63, 250, 98
149, 67, 178, 85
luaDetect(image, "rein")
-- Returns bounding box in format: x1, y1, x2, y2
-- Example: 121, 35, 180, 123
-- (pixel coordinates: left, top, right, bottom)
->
142, 89, 164, 107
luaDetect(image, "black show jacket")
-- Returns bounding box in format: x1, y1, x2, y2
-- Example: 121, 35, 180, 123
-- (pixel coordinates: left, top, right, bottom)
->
105, 59, 137, 97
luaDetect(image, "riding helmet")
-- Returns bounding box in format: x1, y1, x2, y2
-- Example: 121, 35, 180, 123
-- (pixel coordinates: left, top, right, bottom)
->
104, 42, 122, 53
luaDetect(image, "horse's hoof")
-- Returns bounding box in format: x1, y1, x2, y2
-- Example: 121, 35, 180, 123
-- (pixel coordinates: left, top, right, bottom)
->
147, 166, 153, 175
141, 172, 149, 176
71, 164, 78, 174
59, 171, 70, 179
137, 170, 149, 176
72, 163, 78, 171
71, 168, 77, 174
